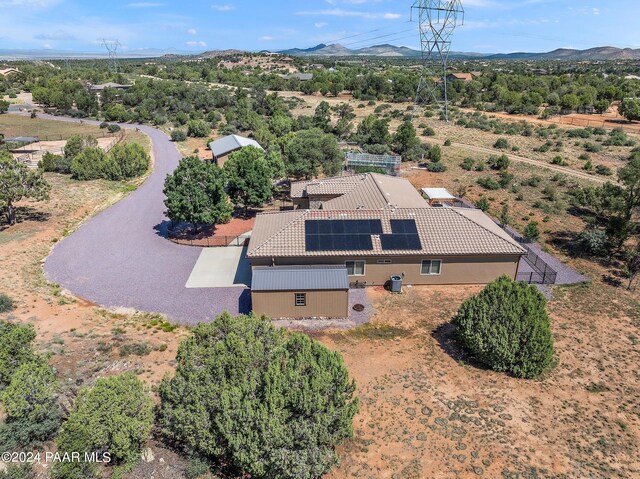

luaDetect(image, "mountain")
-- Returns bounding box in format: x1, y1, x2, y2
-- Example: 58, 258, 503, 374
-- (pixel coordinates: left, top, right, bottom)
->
487, 46, 640, 61
0, 47, 189, 60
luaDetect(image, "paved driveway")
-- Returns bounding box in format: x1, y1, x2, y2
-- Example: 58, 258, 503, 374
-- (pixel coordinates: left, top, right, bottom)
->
186, 246, 252, 288
19, 113, 251, 325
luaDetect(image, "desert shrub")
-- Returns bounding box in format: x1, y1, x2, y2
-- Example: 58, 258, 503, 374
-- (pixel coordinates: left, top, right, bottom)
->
53, 373, 153, 479
477, 176, 501, 191
185, 458, 210, 479
534, 143, 551, 153
475, 197, 490, 212
444, 139, 452, 146
578, 227, 608, 256
99, 122, 108, 129
523, 175, 542, 187
584, 142, 602, 153
70, 147, 106, 180
453, 276, 555, 379
0, 321, 36, 387
425, 161, 447, 173
487, 154, 510, 171
0, 293, 14, 313
603, 128, 632, 147
428, 145, 442, 163
39, 152, 71, 174
423, 126, 435, 136
100, 143, 149, 181
595, 164, 613, 176
158, 313, 359, 479
551, 156, 567, 166
498, 171, 514, 188
493, 138, 509, 149
0, 357, 61, 450
170, 129, 187, 142
106, 124, 120, 133
461, 157, 475, 171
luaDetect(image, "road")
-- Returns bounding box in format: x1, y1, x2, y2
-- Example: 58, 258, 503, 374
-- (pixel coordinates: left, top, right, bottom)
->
12, 112, 250, 325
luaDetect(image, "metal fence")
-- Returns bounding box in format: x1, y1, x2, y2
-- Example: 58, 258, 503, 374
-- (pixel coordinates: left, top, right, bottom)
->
502, 228, 558, 285
517, 270, 557, 285
168, 234, 250, 248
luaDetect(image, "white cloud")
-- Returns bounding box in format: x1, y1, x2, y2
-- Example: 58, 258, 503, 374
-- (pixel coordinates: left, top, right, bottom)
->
211, 4, 233, 11
126, 2, 163, 7
315, 22, 328, 28
0, 0, 59, 8
186, 40, 207, 47
187, 28, 197, 35
259, 36, 273, 41
296, 8, 402, 20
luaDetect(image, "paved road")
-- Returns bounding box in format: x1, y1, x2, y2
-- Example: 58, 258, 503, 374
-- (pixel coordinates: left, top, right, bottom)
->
15, 112, 250, 326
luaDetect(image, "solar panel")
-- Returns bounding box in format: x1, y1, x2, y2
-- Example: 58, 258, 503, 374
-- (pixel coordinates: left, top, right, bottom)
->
305, 220, 379, 252
390, 219, 418, 234
380, 234, 422, 251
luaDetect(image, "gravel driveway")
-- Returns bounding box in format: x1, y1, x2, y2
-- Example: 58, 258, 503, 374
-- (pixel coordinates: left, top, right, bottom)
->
22, 113, 251, 326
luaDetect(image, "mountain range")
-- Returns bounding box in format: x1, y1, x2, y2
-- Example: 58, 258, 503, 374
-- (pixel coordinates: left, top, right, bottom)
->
276, 43, 640, 61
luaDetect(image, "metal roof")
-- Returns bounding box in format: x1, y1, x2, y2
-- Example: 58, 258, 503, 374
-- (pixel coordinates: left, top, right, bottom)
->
251, 266, 349, 291
208, 134, 263, 159
4, 136, 39, 143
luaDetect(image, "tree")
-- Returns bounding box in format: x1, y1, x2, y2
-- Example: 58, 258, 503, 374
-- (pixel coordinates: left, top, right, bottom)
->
158, 313, 359, 479
356, 115, 390, 146
488, 154, 510, 171
0, 357, 60, 450
223, 147, 272, 214
163, 156, 232, 232
0, 100, 9, 114
187, 119, 210, 138
170, 129, 187, 142
39, 152, 71, 174
0, 152, 50, 225
453, 276, 555, 379
313, 101, 331, 131
284, 128, 343, 179
101, 143, 149, 180
392, 121, 420, 156
619, 98, 640, 122
500, 204, 510, 227
0, 321, 36, 387
53, 374, 154, 479
64, 135, 97, 161
70, 147, 107, 181
523, 221, 540, 242
621, 247, 640, 290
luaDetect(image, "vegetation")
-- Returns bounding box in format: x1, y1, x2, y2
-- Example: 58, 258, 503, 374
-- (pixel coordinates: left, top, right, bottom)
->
163, 156, 232, 232
453, 276, 555, 379
158, 312, 359, 479
53, 374, 153, 479
0, 293, 14, 313
0, 151, 50, 225
223, 146, 272, 213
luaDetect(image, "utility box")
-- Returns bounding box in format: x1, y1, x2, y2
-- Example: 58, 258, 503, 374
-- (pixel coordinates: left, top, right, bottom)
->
390, 275, 403, 293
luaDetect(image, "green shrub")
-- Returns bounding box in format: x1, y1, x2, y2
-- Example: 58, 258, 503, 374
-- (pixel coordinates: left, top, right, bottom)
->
551, 155, 567, 166
186, 119, 210, 138
185, 458, 210, 479
453, 276, 554, 378
493, 138, 509, 149
461, 157, 475, 171
475, 197, 490, 212
444, 139, 452, 146
100, 143, 149, 180
107, 124, 121, 133
53, 373, 153, 479
584, 142, 602, 153
0, 321, 36, 387
70, 147, 106, 180
487, 154, 510, 171
423, 126, 436, 136
425, 161, 447, 172
477, 176, 501, 191
523, 221, 541, 242
0, 293, 14, 313
595, 164, 613, 176
158, 313, 359, 479
170, 129, 187, 142
39, 152, 71, 174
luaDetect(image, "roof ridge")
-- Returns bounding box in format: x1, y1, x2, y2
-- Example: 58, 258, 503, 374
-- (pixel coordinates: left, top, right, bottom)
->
249, 210, 308, 256
450, 208, 525, 253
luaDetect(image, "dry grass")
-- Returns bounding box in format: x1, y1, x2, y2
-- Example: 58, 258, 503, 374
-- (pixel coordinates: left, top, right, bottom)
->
0, 114, 107, 140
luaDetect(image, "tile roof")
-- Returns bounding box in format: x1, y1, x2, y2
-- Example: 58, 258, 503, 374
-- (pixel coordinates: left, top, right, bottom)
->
247, 208, 525, 259
290, 173, 427, 210
209, 134, 263, 159
252, 266, 348, 291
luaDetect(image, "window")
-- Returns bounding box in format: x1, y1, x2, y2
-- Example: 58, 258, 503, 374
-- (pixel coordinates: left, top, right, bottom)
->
421, 260, 442, 276
377, 259, 393, 264
295, 293, 306, 307
346, 261, 366, 276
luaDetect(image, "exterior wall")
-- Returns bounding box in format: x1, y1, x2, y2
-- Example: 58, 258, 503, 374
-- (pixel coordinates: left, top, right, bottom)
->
213, 153, 230, 168
293, 198, 310, 210
250, 255, 521, 286
252, 289, 349, 319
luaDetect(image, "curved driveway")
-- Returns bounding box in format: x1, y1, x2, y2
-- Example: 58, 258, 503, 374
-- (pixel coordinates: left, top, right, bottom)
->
23, 113, 250, 325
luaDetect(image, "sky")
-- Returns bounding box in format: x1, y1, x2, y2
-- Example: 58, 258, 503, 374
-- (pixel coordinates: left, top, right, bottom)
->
0, 0, 639, 54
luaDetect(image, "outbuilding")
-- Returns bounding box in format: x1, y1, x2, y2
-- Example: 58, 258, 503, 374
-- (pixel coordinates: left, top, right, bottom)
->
208, 134, 263, 167
421, 188, 457, 206
251, 266, 349, 319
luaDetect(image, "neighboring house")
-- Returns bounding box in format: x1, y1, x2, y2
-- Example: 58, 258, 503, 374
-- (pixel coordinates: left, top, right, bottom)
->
446, 72, 474, 83
0, 68, 20, 77
208, 134, 263, 167
247, 174, 525, 319
422, 188, 457, 206
281, 72, 314, 81
88, 82, 133, 93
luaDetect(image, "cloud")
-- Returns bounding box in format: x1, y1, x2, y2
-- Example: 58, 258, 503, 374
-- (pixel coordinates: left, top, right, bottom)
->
187, 28, 197, 35
186, 40, 207, 47
315, 22, 328, 28
126, 2, 163, 7
259, 36, 273, 41
0, 0, 59, 8
211, 4, 233, 11
34, 29, 75, 40
295, 8, 402, 20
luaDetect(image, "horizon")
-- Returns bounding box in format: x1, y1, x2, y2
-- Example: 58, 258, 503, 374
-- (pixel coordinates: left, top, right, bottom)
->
0, 1, 639, 56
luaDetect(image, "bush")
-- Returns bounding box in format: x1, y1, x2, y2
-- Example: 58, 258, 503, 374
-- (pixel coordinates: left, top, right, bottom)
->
461, 157, 475, 171
595, 164, 613, 176
551, 156, 567, 166
99, 122, 108, 129
107, 124, 121, 133
584, 142, 602, 153
477, 176, 501, 191
39, 152, 71, 174
493, 138, 509, 149
158, 313, 359, 479
170, 129, 187, 142
523, 221, 540, 242
425, 161, 447, 173
487, 154, 510, 171
70, 147, 107, 180
453, 276, 554, 378
0, 321, 36, 387
578, 227, 608, 256
0, 293, 14, 313
53, 373, 153, 479
423, 126, 435, 136
101, 143, 149, 180
444, 139, 452, 146
475, 197, 490, 212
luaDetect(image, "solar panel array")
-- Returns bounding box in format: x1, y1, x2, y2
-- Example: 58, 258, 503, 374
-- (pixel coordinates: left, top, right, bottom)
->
305, 220, 382, 252
380, 219, 422, 251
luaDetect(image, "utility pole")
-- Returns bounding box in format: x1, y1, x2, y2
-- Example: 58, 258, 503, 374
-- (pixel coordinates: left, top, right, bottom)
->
412, 1, 464, 121
102, 39, 121, 74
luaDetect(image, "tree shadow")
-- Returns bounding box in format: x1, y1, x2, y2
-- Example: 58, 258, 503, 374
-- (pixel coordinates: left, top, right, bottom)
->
547, 229, 582, 258
431, 322, 492, 373
238, 289, 252, 315
0, 206, 51, 232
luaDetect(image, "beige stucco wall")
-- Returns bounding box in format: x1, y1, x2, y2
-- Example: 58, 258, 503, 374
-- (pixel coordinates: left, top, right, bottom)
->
252, 289, 349, 319
250, 255, 521, 286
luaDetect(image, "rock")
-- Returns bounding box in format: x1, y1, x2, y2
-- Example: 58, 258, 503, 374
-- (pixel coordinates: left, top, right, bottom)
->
421, 406, 433, 417
141, 447, 155, 463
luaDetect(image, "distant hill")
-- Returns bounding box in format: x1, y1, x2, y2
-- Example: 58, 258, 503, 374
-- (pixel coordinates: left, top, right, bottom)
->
487, 46, 640, 61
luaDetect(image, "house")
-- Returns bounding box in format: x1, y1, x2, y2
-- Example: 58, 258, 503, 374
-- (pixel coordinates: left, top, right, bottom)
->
247, 174, 525, 319
281, 72, 314, 81
208, 134, 263, 167
421, 187, 457, 206
88, 82, 133, 93
290, 173, 427, 210
446, 72, 474, 83
0, 68, 20, 77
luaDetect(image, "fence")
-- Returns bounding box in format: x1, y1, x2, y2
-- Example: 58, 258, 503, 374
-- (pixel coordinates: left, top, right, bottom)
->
503, 228, 558, 285
168, 234, 250, 248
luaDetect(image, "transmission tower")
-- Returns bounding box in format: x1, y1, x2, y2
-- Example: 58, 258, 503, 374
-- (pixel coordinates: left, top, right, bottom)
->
412, 1, 464, 121
102, 39, 121, 74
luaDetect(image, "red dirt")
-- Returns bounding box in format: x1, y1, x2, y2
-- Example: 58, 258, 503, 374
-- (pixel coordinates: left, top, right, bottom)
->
168, 215, 255, 247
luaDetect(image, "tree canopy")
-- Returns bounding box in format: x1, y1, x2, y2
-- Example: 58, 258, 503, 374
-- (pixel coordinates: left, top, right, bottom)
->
0, 151, 50, 225
283, 128, 343, 179
223, 146, 272, 213
158, 313, 359, 479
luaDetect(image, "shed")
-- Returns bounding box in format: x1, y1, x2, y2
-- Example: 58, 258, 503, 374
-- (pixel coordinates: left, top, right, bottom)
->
422, 188, 456, 206
208, 134, 263, 166
251, 265, 349, 319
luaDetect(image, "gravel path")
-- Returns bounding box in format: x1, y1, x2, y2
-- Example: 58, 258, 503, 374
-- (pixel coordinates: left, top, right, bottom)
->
16, 112, 250, 325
